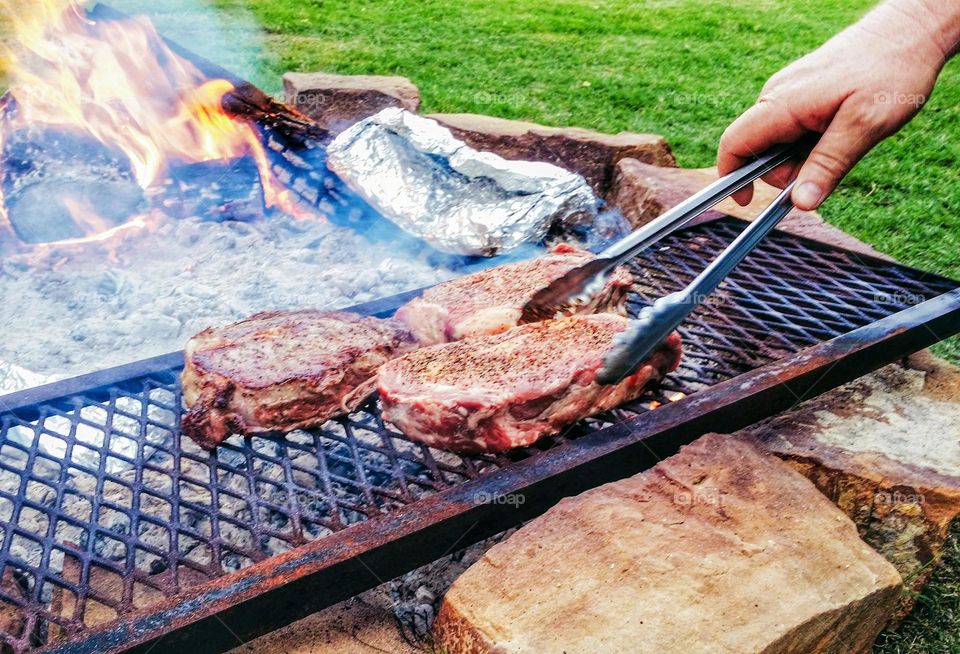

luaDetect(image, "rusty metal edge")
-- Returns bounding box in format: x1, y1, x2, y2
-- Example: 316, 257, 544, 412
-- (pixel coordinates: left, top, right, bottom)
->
38, 287, 960, 654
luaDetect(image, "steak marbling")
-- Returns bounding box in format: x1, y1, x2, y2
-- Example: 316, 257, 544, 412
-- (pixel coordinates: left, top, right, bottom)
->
378, 314, 682, 454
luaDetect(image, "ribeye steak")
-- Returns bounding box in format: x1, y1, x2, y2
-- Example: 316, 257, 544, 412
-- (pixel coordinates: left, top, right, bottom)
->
182, 310, 416, 449
378, 314, 682, 454
394, 244, 633, 345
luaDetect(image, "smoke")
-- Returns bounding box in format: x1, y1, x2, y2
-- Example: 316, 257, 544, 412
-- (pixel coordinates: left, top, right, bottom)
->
102, 0, 272, 89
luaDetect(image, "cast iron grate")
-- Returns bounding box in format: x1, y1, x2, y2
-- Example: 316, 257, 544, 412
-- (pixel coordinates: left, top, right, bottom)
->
0, 217, 956, 652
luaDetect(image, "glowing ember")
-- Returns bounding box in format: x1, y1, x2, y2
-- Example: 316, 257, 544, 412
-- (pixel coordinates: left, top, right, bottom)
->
0, 0, 306, 244
645, 391, 686, 411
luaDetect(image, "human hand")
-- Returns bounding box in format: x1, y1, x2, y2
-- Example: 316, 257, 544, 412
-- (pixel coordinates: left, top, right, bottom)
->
717, 0, 960, 210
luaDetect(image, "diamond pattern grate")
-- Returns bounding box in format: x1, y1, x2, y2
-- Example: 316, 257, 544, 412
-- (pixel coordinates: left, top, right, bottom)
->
0, 217, 956, 652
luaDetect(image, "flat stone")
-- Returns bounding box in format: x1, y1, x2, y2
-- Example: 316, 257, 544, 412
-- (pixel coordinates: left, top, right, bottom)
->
743, 352, 960, 619
283, 72, 421, 133
429, 113, 676, 195
433, 433, 901, 654
608, 158, 891, 260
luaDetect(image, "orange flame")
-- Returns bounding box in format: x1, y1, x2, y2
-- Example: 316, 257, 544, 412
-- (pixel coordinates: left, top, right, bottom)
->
0, 0, 305, 244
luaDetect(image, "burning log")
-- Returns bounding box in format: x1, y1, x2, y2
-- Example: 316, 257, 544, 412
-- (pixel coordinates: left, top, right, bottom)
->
0, 2, 337, 249
222, 82, 331, 150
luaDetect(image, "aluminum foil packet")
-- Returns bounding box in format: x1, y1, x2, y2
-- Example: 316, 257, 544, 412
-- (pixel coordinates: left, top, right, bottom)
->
326, 108, 600, 256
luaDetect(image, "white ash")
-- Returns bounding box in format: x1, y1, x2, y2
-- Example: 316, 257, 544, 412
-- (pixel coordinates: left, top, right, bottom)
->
0, 211, 457, 381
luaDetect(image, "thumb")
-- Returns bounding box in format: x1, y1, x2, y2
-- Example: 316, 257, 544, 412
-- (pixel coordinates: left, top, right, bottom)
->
792, 103, 884, 210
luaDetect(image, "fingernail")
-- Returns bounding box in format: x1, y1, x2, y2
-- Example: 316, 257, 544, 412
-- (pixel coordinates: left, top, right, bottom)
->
793, 182, 823, 209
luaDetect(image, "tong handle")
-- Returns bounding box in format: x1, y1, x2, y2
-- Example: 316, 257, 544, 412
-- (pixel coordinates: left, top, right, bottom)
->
601, 143, 796, 267
597, 181, 797, 385
520, 142, 808, 324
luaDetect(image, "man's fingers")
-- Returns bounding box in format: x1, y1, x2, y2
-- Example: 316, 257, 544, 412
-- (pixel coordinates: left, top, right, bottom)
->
731, 184, 754, 207
729, 161, 799, 207
759, 160, 800, 190
717, 97, 808, 206
791, 102, 883, 210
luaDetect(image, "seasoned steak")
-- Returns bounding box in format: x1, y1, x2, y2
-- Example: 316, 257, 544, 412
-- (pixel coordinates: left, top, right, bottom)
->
378, 314, 682, 454
182, 310, 416, 449
394, 244, 633, 345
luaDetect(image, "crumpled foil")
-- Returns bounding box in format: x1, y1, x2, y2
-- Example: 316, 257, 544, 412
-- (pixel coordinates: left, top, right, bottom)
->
0, 360, 56, 395
326, 108, 600, 256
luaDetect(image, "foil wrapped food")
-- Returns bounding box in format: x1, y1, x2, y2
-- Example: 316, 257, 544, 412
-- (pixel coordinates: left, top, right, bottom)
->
326, 108, 600, 256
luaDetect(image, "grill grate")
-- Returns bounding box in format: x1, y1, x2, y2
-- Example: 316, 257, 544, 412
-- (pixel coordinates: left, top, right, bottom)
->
0, 217, 957, 652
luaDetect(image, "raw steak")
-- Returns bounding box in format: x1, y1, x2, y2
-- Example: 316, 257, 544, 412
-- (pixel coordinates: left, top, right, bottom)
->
182, 310, 416, 449
378, 314, 682, 454
394, 243, 632, 345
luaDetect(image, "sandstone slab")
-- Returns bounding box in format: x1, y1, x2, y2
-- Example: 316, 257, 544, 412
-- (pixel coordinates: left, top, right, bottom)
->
744, 351, 960, 619
433, 433, 901, 654
608, 158, 891, 260
430, 113, 675, 194
283, 72, 420, 133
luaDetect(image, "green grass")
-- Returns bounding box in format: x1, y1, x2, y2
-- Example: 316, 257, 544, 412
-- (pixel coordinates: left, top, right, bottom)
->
875, 524, 960, 654
101, 0, 960, 648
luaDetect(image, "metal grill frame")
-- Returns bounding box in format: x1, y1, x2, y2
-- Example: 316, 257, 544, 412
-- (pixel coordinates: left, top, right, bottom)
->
0, 218, 956, 653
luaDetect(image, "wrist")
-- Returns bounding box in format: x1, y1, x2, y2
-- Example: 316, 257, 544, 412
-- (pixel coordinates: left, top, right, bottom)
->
884, 0, 960, 62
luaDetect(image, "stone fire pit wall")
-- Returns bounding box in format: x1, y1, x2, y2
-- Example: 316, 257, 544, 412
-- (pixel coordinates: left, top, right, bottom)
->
224, 70, 960, 653
283, 72, 677, 197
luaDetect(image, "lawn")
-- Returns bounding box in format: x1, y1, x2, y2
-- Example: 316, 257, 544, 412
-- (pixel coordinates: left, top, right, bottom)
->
45, 0, 960, 650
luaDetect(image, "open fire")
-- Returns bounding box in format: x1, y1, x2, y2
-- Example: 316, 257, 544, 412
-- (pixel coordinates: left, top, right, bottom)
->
0, 0, 309, 246
0, 5, 958, 652
0, 1, 462, 385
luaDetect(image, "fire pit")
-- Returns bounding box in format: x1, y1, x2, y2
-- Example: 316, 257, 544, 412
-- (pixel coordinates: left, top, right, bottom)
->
0, 217, 957, 652
2, 3, 960, 654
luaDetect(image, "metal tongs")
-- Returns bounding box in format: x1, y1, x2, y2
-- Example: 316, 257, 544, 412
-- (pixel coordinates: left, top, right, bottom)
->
519, 143, 805, 384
